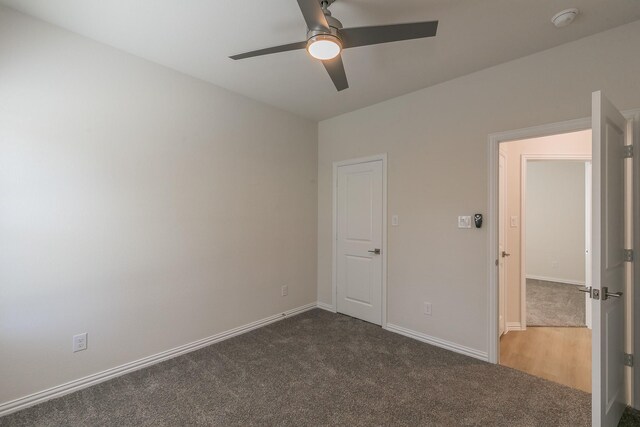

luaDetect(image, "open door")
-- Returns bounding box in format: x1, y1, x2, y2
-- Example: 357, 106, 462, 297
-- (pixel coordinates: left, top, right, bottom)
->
586, 161, 593, 330
591, 91, 628, 427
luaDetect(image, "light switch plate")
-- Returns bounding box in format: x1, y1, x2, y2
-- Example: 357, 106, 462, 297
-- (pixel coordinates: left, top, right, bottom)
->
424, 302, 432, 316
510, 216, 519, 228
73, 333, 87, 352
391, 215, 399, 226
458, 216, 472, 229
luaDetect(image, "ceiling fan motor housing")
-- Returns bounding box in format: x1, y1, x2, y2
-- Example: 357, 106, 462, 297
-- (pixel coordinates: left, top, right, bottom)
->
308, 0, 343, 39
325, 14, 343, 30
307, 24, 341, 41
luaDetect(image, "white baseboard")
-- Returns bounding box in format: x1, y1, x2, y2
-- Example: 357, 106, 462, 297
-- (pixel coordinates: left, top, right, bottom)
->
526, 275, 584, 286
506, 322, 524, 332
0, 302, 317, 417
385, 323, 488, 362
316, 302, 336, 312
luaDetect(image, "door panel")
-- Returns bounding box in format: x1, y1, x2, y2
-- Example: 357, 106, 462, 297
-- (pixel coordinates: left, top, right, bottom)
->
592, 91, 627, 427
345, 255, 373, 304
586, 162, 593, 329
346, 173, 374, 241
336, 160, 383, 325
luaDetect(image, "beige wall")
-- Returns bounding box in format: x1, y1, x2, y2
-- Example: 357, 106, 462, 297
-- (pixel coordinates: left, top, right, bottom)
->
526, 160, 586, 283
0, 7, 317, 405
318, 21, 640, 355
502, 132, 591, 324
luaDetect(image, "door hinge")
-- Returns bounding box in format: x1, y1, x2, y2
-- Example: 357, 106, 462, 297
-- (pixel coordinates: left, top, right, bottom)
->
623, 145, 633, 158
624, 353, 634, 367
624, 249, 634, 263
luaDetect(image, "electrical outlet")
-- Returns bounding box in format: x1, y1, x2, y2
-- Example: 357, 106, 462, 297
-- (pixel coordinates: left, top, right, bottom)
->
281, 285, 288, 297
423, 302, 432, 316
73, 333, 87, 352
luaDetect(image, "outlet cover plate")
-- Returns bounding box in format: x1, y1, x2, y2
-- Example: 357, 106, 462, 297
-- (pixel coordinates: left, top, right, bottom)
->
73, 333, 87, 352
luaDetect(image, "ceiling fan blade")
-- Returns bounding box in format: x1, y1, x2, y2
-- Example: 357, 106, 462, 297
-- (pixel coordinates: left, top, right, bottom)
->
322, 54, 349, 91
297, 0, 330, 32
230, 41, 307, 60
340, 20, 438, 49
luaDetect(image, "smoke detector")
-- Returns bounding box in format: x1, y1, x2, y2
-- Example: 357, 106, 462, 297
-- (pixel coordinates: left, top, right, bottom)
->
552, 8, 579, 28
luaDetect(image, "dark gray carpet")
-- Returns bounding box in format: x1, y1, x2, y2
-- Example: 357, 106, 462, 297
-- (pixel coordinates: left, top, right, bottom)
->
527, 279, 586, 327
619, 407, 640, 426
0, 309, 594, 426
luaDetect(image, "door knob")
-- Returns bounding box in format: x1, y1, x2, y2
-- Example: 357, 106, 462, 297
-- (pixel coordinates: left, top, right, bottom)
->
578, 286, 592, 298
501, 251, 511, 258
602, 287, 623, 301
368, 249, 381, 255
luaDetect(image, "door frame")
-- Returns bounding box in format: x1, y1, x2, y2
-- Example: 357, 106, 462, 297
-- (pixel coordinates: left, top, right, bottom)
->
332, 153, 388, 328
498, 149, 508, 336
487, 109, 640, 381
488, 117, 591, 363
518, 154, 592, 330
632, 110, 640, 410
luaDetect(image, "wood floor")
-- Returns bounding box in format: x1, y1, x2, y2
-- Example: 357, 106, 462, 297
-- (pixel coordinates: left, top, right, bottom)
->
500, 327, 591, 393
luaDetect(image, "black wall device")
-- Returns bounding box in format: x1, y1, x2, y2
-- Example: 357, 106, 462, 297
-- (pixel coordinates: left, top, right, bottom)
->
474, 214, 483, 229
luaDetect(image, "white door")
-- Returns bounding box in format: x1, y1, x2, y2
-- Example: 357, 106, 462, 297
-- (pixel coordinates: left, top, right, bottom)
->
591, 91, 628, 427
498, 151, 507, 336
336, 160, 383, 325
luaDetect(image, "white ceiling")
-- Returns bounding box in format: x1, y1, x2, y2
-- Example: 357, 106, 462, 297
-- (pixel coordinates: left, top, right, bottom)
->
2, 0, 639, 120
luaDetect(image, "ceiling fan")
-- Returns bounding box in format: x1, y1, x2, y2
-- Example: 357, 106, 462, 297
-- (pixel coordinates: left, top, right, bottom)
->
230, 0, 438, 91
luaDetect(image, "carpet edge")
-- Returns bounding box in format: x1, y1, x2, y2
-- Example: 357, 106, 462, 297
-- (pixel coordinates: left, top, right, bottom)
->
0, 302, 317, 417
386, 323, 488, 361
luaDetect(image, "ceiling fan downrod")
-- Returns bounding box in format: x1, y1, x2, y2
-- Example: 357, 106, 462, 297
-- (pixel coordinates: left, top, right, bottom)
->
319, 0, 343, 30
320, 0, 335, 11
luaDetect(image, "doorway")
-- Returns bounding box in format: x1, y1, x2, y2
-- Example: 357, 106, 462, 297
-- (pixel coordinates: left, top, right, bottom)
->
488, 93, 637, 426
497, 131, 593, 393
332, 154, 387, 326
522, 157, 592, 331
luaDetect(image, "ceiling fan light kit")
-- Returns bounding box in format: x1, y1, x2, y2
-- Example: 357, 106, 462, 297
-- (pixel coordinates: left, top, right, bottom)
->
307, 34, 342, 60
230, 0, 439, 92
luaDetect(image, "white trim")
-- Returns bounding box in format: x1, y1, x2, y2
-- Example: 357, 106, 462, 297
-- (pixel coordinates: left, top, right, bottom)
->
633, 110, 640, 410
506, 322, 524, 332
316, 301, 336, 312
332, 153, 388, 328
0, 303, 317, 417
525, 275, 585, 286
498, 149, 508, 337
386, 323, 488, 361
519, 153, 592, 330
